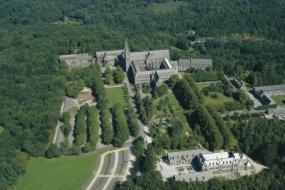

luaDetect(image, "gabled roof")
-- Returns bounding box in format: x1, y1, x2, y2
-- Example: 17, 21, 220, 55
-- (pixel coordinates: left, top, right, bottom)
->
255, 85, 285, 92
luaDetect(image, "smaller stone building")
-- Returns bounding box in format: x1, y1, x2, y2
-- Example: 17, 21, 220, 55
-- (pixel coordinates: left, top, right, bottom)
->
178, 59, 212, 71
267, 106, 285, 119
59, 53, 92, 69
96, 50, 123, 66
254, 85, 285, 95
167, 149, 209, 166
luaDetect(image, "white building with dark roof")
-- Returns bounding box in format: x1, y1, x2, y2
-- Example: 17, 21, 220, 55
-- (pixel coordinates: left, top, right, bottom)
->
254, 84, 285, 95
198, 151, 240, 172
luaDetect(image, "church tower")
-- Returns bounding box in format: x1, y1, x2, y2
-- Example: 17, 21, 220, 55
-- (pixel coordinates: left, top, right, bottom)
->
124, 38, 130, 72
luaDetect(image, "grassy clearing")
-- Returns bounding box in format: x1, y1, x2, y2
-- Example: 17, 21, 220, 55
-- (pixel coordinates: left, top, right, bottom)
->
147, 2, 187, 14
153, 93, 184, 115
195, 82, 236, 106
196, 81, 220, 90
205, 92, 235, 105
105, 87, 128, 108
51, 17, 82, 25
272, 95, 285, 106
15, 150, 104, 190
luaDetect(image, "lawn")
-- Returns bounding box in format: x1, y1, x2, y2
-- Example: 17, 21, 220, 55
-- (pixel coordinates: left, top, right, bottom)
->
105, 86, 128, 108
272, 95, 285, 106
15, 151, 104, 190
196, 81, 220, 90
204, 92, 235, 105
195, 82, 236, 106
154, 93, 184, 114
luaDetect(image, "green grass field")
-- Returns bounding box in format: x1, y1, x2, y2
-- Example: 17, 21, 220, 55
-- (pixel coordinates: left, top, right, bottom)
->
196, 81, 220, 90
196, 82, 236, 106
205, 92, 235, 105
272, 95, 285, 106
105, 86, 128, 108
15, 151, 103, 190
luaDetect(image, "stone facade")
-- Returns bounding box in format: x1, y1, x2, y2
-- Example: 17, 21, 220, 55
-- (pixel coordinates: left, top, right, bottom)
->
167, 149, 210, 166
96, 50, 123, 67
178, 59, 212, 71
59, 53, 92, 69
198, 151, 240, 173
96, 40, 213, 85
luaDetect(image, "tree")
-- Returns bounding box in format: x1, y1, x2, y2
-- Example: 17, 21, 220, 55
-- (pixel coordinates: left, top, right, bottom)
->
132, 137, 145, 157
184, 74, 205, 103
87, 106, 99, 146
74, 109, 86, 146
60, 112, 72, 137
173, 79, 199, 109
142, 148, 157, 172
127, 105, 140, 137
113, 67, 125, 84
101, 109, 114, 144
112, 103, 130, 147
194, 104, 223, 150
104, 67, 113, 85
166, 75, 180, 89
153, 84, 168, 98
65, 80, 84, 98
45, 144, 62, 158
207, 105, 237, 149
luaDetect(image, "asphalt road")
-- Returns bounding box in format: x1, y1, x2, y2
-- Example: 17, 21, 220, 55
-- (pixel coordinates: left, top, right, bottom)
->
84, 148, 130, 190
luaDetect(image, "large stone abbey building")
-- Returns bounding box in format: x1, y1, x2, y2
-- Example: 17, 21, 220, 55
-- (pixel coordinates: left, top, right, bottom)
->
96, 40, 212, 86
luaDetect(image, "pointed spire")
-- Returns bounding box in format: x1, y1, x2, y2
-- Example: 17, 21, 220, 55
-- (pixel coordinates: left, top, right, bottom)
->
124, 38, 130, 53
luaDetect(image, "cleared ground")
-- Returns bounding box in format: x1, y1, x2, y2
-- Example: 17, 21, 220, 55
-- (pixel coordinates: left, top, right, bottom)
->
272, 95, 285, 106
15, 151, 104, 190
196, 82, 236, 106
105, 87, 128, 108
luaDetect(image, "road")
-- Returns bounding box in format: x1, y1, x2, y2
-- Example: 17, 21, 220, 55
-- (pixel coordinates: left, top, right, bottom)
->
84, 147, 132, 190
124, 76, 152, 145
53, 102, 65, 144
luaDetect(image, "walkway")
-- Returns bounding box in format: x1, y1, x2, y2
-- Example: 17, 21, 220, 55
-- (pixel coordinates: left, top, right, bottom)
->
85, 148, 129, 190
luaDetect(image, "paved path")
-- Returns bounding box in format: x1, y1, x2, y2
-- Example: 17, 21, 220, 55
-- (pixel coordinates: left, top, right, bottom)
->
124, 76, 152, 145
85, 148, 128, 190
53, 102, 64, 144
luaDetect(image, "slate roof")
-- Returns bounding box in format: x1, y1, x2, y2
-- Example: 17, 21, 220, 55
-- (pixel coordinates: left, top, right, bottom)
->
130, 49, 170, 62
255, 85, 285, 93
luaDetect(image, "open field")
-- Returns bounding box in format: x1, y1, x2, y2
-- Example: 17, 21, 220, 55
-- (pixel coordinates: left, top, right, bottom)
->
196, 82, 236, 106
15, 150, 105, 190
153, 93, 185, 116
205, 92, 236, 105
196, 81, 220, 90
272, 95, 285, 106
105, 87, 128, 108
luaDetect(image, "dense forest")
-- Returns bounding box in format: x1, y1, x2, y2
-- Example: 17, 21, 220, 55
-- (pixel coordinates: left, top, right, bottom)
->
0, 0, 284, 189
